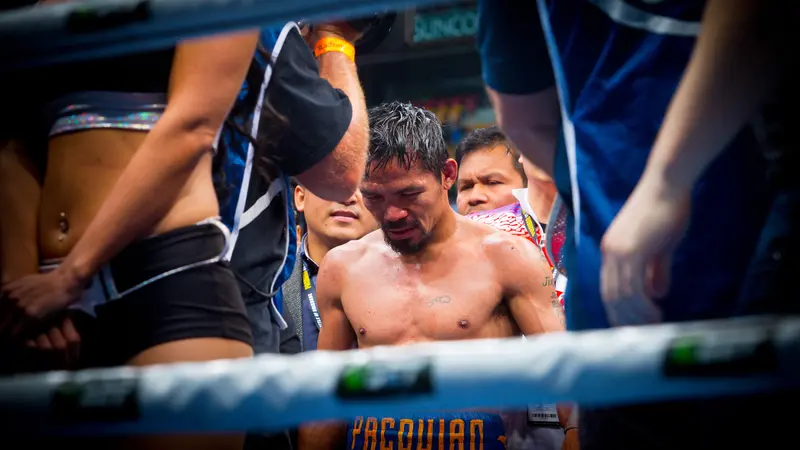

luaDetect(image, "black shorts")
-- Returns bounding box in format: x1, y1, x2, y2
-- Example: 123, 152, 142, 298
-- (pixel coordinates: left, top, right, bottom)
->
79, 221, 252, 367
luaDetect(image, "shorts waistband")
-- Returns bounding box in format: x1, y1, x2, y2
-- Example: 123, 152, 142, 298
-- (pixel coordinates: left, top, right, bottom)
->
41, 218, 229, 315
349, 413, 506, 450
44, 91, 166, 138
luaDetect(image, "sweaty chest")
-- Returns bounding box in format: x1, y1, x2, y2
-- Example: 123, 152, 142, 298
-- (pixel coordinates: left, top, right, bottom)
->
342, 259, 507, 345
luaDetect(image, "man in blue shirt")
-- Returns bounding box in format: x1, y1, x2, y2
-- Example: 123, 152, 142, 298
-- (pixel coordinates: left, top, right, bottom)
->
477, 0, 786, 448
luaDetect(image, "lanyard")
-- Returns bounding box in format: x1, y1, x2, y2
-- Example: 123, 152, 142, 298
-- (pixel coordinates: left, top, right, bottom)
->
301, 258, 323, 330
521, 210, 554, 270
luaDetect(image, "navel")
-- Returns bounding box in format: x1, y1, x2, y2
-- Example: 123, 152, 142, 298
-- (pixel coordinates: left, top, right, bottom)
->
57, 212, 70, 242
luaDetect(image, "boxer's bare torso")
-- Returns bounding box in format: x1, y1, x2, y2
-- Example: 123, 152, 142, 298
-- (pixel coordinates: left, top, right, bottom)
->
316, 215, 563, 351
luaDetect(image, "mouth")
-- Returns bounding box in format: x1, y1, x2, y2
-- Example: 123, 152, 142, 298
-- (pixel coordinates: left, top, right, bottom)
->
385, 226, 416, 240
468, 204, 492, 214
330, 209, 358, 222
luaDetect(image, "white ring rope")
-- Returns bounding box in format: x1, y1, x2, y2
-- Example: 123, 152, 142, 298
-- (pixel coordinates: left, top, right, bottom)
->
0, 315, 797, 435
0, 0, 449, 71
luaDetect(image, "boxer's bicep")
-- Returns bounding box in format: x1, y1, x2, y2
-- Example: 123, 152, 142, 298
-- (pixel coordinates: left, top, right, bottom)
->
315, 253, 357, 351
490, 235, 564, 335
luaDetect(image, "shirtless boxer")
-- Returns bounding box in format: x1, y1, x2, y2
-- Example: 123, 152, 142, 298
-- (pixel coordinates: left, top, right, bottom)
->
299, 102, 566, 450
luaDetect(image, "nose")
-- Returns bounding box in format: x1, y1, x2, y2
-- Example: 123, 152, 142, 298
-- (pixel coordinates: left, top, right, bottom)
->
467, 185, 490, 207
384, 205, 408, 223
343, 191, 360, 206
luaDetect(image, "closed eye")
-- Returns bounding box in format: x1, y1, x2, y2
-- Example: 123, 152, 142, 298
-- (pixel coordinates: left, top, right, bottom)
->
362, 193, 379, 201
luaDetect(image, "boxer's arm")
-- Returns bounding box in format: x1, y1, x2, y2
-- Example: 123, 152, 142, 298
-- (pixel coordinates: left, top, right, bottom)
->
0, 140, 40, 285
314, 248, 358, 351
59, 30, 259, 286
642, 0, 786, 195
477, 0, 561, 177
299, 249, 355, 450
489, 233, 563, 334
488, 233, 579, 430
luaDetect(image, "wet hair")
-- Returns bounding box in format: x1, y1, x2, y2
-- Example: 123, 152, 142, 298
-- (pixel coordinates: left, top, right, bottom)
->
366, 102, 448, 179
455, 126, 526, 184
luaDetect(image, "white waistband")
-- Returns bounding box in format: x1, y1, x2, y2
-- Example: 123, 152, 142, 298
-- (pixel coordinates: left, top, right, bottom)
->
38, 263, 103, 318
38, 217, 230, 316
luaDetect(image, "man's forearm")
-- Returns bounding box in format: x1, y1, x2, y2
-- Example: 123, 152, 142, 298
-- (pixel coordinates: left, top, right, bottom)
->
299, 421, 348, 450
316, 38, 368, 150
646, 0, 783, 192
317, 46, 366, 120
487, 87, 561, 177
557, 403, 578, 430
298, 31, 368, 199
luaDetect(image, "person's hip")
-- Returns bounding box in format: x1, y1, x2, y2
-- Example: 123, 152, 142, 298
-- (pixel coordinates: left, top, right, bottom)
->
42, 218, 252, 366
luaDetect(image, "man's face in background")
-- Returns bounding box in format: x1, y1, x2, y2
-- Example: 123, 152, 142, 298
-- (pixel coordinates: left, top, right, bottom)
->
456, 144, 526, 215
295, 185, 378, 248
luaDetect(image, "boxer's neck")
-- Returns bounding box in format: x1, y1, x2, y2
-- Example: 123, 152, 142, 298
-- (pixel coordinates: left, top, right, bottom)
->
526, 180, 557, 223
428, 205, 459, 247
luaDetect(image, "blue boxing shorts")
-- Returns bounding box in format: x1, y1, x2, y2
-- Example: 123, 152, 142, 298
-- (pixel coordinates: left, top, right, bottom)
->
348, 412, 507, 450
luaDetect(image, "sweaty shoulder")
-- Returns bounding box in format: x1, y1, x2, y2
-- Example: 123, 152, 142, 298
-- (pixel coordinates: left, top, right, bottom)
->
322, 230, 383, 271
462, 217, 545, 271
322, 239, 364, 271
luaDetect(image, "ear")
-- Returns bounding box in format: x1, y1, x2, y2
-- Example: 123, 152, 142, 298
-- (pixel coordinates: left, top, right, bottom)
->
294, 185, 306, 212
442, 158, 458, 190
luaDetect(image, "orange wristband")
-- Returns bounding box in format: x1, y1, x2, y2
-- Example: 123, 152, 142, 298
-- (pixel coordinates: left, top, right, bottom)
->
314, 37, 356, 62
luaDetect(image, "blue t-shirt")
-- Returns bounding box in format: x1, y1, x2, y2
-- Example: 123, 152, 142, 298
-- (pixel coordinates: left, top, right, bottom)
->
477, 0, 770, 330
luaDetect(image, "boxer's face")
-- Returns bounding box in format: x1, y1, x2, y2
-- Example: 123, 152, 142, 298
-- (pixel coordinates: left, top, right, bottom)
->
456, 145, 526, 215
295, 185, 378, 246
361, 159, 457, 255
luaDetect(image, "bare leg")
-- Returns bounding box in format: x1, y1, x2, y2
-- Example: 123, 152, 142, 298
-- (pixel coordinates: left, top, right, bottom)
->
118, 338, 253, 450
